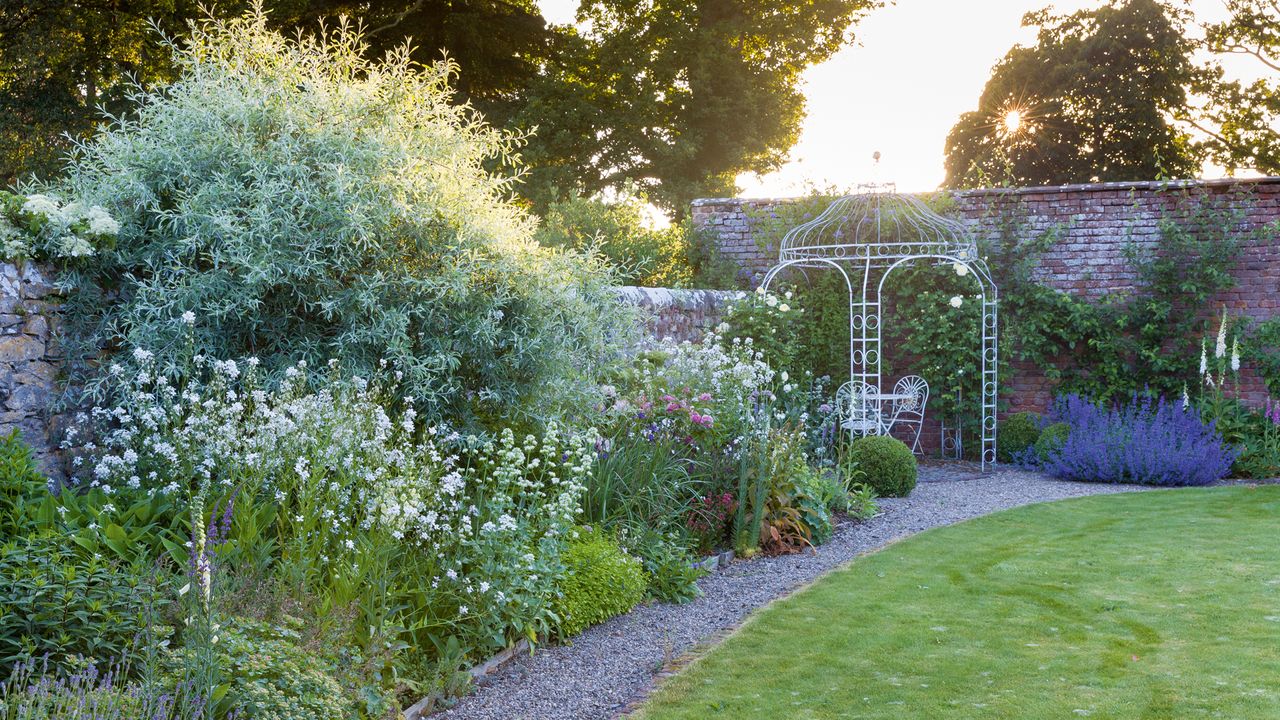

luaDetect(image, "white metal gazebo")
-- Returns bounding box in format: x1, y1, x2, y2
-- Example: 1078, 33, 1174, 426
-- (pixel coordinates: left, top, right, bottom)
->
760, 186, 1000, 469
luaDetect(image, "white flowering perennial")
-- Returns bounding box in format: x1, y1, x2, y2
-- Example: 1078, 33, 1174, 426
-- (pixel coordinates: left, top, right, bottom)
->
68, 349, 595, 648
0, 190, 119, 261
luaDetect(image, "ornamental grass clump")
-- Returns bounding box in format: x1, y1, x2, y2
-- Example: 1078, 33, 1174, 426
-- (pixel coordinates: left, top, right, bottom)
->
48, 9, 634, 429
1042, 393, 1235, 486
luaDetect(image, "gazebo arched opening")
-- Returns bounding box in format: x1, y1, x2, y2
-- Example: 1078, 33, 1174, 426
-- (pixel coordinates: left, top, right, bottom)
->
759, 186, 1000, 470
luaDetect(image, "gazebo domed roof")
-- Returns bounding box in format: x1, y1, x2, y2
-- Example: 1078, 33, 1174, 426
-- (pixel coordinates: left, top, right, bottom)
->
779, 187, 978, 265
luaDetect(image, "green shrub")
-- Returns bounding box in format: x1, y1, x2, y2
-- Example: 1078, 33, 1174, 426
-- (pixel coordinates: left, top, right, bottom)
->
0, 535, 170, 674
1035, 422, 1072, 463
624, 530, 705, 604
849, 436, 917, 497
998, 412, 1042, 463
0, 430, 47, 539
554, 527, 647, 639
534, 189, 738, 290
165, 617, 350, 720
50, 10, 635, 430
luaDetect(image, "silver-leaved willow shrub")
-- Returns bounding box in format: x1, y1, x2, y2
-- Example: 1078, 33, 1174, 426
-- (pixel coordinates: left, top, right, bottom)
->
44, 8, 636, 429
67, 343, 595, 660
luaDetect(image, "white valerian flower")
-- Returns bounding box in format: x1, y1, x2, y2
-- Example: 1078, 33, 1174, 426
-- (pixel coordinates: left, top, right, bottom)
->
949, 295, 963, 308
181, 311, 196, 325
953, 261, 969, 277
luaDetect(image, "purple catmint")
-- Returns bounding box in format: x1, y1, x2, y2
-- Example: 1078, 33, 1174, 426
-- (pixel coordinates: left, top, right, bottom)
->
1042, 393, 1235, 486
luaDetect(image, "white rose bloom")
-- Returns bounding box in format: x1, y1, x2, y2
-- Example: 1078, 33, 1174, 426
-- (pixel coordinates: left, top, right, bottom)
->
953, 262, 969, 276
949, 295, 963, 308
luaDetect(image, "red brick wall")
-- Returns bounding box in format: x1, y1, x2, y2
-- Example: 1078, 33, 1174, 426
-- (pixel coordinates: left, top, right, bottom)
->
691, 177, 1280, 422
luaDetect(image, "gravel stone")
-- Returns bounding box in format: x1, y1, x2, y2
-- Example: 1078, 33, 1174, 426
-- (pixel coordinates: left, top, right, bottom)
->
438, 466, 1151, 720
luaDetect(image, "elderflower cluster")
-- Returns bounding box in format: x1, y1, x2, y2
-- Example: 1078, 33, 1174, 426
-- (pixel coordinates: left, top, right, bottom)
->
0, 191, 120, 261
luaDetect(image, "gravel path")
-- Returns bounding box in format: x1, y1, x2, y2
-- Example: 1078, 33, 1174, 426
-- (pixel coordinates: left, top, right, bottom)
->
439, 467, 1151, 720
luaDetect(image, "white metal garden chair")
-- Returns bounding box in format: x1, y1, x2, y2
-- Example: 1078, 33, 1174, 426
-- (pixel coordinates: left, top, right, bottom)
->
835, 381, 888, 437
889, 375, 929, 454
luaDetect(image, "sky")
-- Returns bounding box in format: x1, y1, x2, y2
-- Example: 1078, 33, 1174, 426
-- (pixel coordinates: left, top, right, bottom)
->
537, 0, 1251, 199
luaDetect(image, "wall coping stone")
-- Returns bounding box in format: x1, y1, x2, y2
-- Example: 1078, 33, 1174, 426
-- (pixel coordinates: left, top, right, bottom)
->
690, 176, 1280, 207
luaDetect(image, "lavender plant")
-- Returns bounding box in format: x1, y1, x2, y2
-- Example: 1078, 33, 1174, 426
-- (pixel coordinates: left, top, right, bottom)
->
1042, 393, 1235, 486
0, 657, 212, 720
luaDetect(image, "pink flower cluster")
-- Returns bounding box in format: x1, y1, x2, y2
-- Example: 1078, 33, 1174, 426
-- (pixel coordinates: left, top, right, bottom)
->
687, 492, 736, 538
660, 393, 714, 428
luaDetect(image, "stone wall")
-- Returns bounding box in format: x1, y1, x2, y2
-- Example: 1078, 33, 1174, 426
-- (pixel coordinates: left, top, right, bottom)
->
692, 177, 1280, 417
0, 262, 62, 474
616, 286, 740, 344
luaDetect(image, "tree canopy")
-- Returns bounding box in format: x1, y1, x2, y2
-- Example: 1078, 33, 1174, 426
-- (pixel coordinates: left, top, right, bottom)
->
515, 0, 880, 215
944, 0, 1199, 188
0, 0, 879, 216
1195, 0, 1280, 175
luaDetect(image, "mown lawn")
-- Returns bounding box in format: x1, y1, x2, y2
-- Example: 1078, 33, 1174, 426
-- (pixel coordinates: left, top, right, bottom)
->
635, 486, 1280, 720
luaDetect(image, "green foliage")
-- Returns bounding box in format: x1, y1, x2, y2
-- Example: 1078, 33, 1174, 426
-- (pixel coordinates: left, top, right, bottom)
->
1034, 422, 1071, 463
0, 431, 47, 538
751, 428, 833, 552
50, 10, 634, 430
1244, 317, 1280, 396
164, 616, 352, 720
844, 483, 880, 521
516, 0, 881, 214
999, 412, 1042, 463
0, 535, 170, 674
621, 528, 706, 604
849, 436, 917, 498
534, 189, 737, 288
0, 1, 556, 184
0, 0, 198, 183
553, 527, 647, 639
716, 288, 804, 377
1199, 0, 1280, 175
944, 0, 1199, 188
